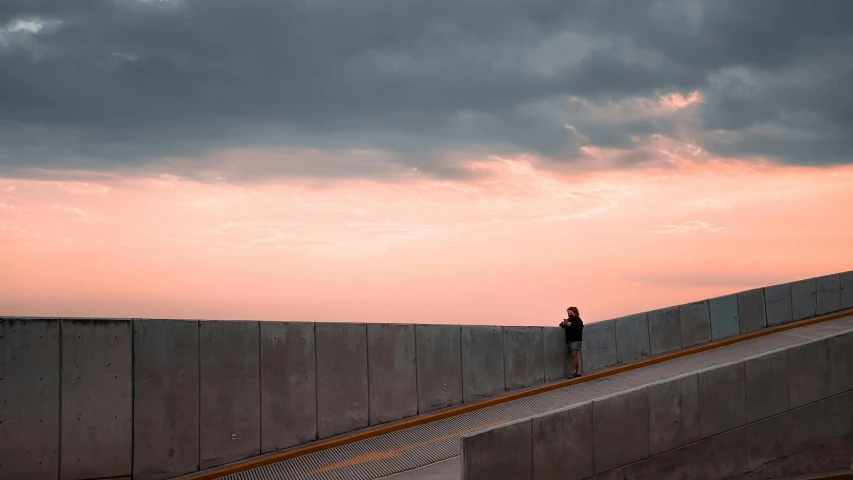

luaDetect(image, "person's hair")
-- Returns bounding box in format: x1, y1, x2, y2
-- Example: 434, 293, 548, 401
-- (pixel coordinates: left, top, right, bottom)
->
568, 306, 580, 316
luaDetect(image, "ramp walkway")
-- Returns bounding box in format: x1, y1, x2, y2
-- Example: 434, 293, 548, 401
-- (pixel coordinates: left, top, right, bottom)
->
180, 310, 853, 480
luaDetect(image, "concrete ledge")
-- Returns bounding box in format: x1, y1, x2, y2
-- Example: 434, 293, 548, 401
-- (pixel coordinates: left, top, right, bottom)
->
462, 419, 532, 480
531, 403, 594, 480
614, 314, 650, 364
581, 320, 617, 373
461, 325, 505, 402
593, 388, 650, 474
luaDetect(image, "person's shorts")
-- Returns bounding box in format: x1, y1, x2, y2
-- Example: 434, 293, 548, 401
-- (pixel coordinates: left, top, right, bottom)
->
568, 341, 582, 351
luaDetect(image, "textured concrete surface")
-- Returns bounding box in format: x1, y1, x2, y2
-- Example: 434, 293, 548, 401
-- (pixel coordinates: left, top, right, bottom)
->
593, 388, 650, 474
381, 457, 460, 479
842, 271, 853, 310
680, 301, 712, 347
462, 419, 532, 480
368, 323, 418, 426
0, 319, 60, 480
531, 403, 594, 480
133, 319, 199, 480
766, 283, 795, 327
260, 321, 317, 452
788, 339, 829, 408
648, 374, 699, 455
581, 320, 617, 373
698, 362, 746, 438
614, 314, 650, 364
793, 279, 818, 322
316, 322, 369, 438
738, 288, 767, 333
543, 326, 569, 382
199, 320, 260, 469
461, 326, 505, 402
648, 306, 681, 356
817, 274, 843, 315
828, 332, 853, 395
416, 325, 463, 413
503, 327, 544, 390
710, 294, 740, 341
61, 319, 133, 480
745, 349, 789, 423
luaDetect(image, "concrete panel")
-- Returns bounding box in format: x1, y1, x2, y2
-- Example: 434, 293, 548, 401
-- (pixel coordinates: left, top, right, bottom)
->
709, 294, 740, 341
316, 322, 368, 438
531, 403, 594, 480
841, 271, 853, 310
698, 362, 745, 438
738, 288, 767, 333
503, 327, 544, 390
593, 388, 650, 473
816, 274, 842, 315
788, 339, 829, 408
461, 326, 505, 402
679, 301, 711, 347
581, 320, 617, 373
367, 323, 417, 426
542, 327, 569, 382
462, 419, 532, 480
416, 325, 462, 413
0, 319, 60, 480
765, 283, 793, 327
648, 375, 699, 455
647, 307, 680, 356
744, 350, 789, 423
133, 320, 199, 480
260, 322, 316, 452
791, 278, 817, 321
828, 332, 853, 395
61, 319, 133, 480
614, 314, 650, 364
199, 321, 260, 469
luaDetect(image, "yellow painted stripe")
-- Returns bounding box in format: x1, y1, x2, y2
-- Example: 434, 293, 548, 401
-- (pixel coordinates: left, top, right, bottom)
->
184, 308, 853, 480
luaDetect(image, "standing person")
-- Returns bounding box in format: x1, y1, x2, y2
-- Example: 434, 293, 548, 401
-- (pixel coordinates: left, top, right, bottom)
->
560, 307, 584, 378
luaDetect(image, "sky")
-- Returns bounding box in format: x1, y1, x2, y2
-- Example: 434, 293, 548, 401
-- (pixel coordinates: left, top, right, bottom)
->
1, 0, 852, 326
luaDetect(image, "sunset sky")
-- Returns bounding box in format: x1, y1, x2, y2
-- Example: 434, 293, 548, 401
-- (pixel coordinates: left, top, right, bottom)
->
2, 1, 852, 325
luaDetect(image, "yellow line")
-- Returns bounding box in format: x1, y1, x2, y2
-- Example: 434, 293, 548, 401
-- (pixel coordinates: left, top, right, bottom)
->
184, 308, 853, 480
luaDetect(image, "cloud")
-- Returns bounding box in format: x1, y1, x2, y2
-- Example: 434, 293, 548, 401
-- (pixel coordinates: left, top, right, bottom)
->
651, 220, 723, 234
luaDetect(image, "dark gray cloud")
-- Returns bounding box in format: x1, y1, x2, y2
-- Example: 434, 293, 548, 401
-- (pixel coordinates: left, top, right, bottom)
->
1, 0, 852, 180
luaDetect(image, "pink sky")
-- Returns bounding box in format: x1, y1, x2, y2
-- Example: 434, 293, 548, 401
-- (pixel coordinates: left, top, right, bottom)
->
2, 93, 852, 326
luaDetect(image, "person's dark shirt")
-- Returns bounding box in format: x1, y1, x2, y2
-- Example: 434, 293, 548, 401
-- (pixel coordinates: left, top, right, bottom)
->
561, 315, 584, 342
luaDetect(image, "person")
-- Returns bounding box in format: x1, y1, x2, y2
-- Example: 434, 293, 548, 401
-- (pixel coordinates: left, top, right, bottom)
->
560, 306, 584, 378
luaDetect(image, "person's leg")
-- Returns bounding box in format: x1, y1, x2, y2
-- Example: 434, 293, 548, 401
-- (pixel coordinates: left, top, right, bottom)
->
571, 349, 580, 376
577, 349, 583, 375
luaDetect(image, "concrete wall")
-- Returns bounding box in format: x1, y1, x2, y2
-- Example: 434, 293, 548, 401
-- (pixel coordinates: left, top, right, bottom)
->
316, 322, 369, 438
503, 327, 544, 390
367, 323, 417, 425
416, 324, 463, 413
461, 326, 505, 402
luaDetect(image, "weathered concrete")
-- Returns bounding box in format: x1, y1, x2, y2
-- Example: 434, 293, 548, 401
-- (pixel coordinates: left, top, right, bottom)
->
133, 320, 199, 480
648, 374, 699, 455
199, 320, 260, 469
842, 271, 853, 310
462, 419, 532, 480
260, 321, 316, 452
367, 323, 417, 426
542, 327, 569, 382
581, 320, 617, 373
531, 403, 594, 480
680, 300, 712, 347
593, 388, 650, 473
788, 339, 829, 408
709, 294, 740, 341
461, 326, 505, 402
744, 349, 789, 423
316, 322, 369, 438
0, 319, 60, 480
614, 314, 650, 364
828, 332, 853, 395
817, 274, 843, 315
698, 362, 745, 438
766, 283, 794, 327
792, 278, 817, 321
61, 319, 133, 479
647, 306, 681, 356
738, 288, 767, 333
416, 325, 463, 413
503, 327, 544, 390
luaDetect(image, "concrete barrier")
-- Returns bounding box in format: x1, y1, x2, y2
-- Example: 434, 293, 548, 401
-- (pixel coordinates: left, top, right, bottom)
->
647, 306, 680, 356
792, 278, 817, 321
416, 325, 463, 413
367, 323, 417, 425
738, 288, 767, 333
462, 418, 532, 480
543, 327, 569, 382
765, 283, 794, 327
698, 362, 745, 438
260, 321, 316, 452
199, 320, 260, 469
828, 332, 853, 395
316, 322, 368, 438
817, 274, 843, 315
593, 388, 650, 473
614, 314, 650, 364
709, 294, 740, 341
788, 339, 829, 408
61, 319, 133, 479
133, 319, 199, 480
744, 349, 789, 423
647, 374, 699, 455
842, 271, 853, 310
503, 327, 545, 390
581, 320, 617, 373
0, 318, 60, 480
531, 403, 594, 480
461, 326, 505, 402
679, 300, 711, 347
